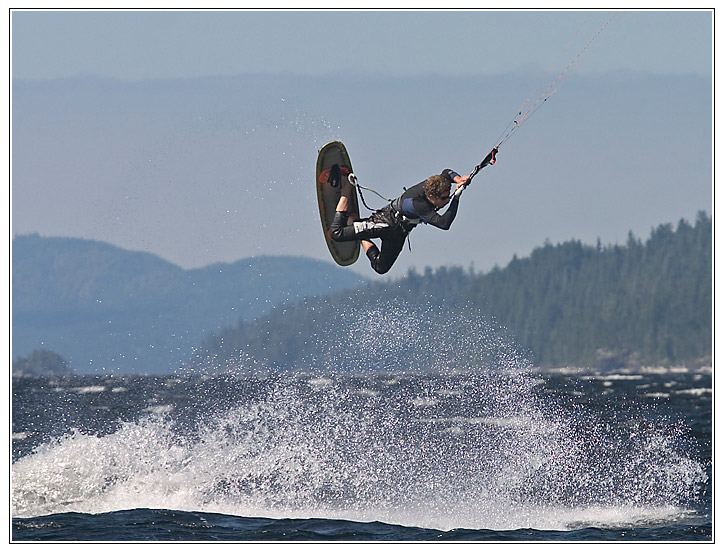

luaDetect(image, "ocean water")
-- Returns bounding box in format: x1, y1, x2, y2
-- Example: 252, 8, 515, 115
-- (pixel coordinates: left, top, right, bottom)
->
12, 366, 711, 541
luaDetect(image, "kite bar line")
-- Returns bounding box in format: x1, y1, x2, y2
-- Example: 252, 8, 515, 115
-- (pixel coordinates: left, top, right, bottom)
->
348, 14, 618, 206
348, 173, 392, 212
460, 13, 619, 193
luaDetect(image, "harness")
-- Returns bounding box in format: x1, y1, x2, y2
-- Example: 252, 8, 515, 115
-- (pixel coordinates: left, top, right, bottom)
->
349, 173, 419, 232
389, 196, 422, 228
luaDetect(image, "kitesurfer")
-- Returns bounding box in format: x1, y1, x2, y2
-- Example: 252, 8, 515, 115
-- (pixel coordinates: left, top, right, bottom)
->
329, 170, 469, 274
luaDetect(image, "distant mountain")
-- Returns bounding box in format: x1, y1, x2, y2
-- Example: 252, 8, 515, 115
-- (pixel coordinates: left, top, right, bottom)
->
12, 235, 368, 373
12, 349, 74, 377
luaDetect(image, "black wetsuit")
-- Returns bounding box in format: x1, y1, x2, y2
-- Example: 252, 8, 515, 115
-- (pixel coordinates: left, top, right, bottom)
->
330, 169, 461, 274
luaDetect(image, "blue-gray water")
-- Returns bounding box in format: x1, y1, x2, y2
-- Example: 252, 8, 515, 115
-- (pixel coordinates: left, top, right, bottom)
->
12, 366, 711, 542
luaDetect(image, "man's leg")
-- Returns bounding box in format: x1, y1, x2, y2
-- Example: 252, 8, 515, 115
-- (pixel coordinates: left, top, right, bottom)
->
329, 178, 360, 241
364, 231, 406, 275
336, 173, 357, 217
361, 239, 377, 255
335, 194, 350, 214
329, 201, 355, 242
330, 200, 391, 244
329, 184, 401, 272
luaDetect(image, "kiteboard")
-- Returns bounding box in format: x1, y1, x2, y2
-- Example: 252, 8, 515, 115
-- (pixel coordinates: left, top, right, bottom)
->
316, 141, 360, 266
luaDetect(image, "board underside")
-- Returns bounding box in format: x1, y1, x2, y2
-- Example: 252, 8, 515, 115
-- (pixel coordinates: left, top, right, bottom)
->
316, 141, 361, 266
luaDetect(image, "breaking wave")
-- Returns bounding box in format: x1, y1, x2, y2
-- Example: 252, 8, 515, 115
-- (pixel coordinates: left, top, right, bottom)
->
12, 305, 707, 531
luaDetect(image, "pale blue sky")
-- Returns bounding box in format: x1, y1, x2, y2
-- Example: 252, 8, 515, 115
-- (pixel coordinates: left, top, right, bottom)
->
11, 10, 713, 275
12, 10, 712, 80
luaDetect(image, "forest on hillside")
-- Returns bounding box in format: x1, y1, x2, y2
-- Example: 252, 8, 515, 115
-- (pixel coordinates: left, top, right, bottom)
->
197, 213, 711, 372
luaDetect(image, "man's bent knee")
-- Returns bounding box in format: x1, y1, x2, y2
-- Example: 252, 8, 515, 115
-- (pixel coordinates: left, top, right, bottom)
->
329, 212, 348, 242
365, 245, 392, 274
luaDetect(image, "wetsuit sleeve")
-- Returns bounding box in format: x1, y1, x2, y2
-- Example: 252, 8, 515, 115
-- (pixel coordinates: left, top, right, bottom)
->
441, 168, 461, 182
415, 195, 460, 230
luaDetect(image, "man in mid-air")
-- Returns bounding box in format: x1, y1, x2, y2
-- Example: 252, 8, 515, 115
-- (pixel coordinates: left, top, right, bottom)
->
329, 168, 469, 274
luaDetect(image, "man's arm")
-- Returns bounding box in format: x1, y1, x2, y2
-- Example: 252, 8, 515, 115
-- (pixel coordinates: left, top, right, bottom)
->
418, 195, 460, 230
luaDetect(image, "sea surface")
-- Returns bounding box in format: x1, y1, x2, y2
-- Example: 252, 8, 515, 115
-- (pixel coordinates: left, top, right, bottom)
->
12, 366, 711, 542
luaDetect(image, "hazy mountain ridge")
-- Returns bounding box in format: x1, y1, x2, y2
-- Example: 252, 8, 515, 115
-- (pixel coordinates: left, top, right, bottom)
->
12, 234, 368, 373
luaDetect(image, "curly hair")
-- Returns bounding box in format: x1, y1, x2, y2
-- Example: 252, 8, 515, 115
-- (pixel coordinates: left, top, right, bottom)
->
423, 175, 452, 200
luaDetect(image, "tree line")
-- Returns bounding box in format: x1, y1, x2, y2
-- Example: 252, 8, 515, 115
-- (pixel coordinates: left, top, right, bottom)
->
197, 212, 711, 371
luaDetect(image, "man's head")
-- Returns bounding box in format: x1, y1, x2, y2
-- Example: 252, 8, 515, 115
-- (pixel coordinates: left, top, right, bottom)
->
424, 175, 452, 207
